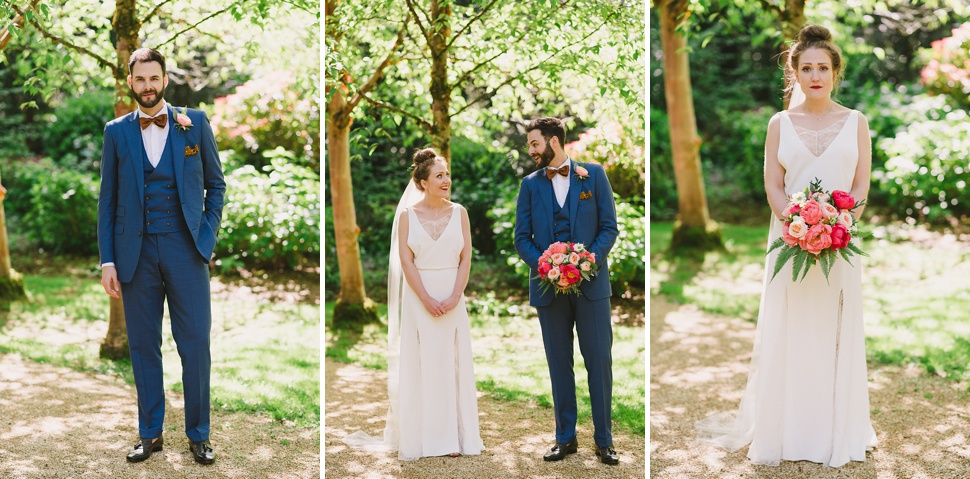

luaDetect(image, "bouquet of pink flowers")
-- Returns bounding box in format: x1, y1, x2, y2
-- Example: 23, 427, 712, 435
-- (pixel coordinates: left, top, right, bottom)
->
536, 242, 599, 295
767, 178, 867, 283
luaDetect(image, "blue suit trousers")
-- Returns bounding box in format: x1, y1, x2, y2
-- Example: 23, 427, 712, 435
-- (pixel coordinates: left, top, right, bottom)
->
120, 229, 211, 442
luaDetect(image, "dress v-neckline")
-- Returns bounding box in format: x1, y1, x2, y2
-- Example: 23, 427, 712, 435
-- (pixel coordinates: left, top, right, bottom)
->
414, 207, 455, 242
785, 110, 854, 159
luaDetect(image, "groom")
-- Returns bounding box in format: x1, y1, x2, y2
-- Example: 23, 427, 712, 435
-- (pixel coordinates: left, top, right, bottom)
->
98, 48, 225, 464
514, 117, 619, 465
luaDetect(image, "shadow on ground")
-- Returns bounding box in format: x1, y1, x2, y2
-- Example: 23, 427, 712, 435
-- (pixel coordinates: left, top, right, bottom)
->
325, 357, 646, 479
650, 295, 970, 479
0, 353, 319, 479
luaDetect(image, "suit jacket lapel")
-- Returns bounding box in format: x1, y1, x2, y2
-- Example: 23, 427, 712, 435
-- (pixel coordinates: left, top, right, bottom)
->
124, 111, 146, 207
168, 106, 186, 199
568, 162, 582, 238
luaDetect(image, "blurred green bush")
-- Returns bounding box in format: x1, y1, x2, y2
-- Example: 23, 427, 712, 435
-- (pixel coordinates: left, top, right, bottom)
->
44, 90, 114, 174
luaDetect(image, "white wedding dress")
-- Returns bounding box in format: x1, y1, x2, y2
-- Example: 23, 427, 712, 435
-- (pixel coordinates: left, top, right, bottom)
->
343, 199, 483, 461
697, 109, 877, 467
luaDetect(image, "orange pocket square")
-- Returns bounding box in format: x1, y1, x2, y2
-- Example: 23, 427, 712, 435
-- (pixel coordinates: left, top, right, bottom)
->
184, 145, 199, 156
579, 191, 593, 200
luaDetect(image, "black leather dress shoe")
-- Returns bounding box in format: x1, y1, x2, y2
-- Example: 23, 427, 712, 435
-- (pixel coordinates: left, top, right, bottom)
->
543, 439, 578, 461
596, 445, 619, 465
189, 440, 215, 464
126, 435, 163, 463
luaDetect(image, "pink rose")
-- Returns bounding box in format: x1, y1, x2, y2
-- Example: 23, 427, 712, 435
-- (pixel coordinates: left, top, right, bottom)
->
547, 267, 561, 280
832, 190, 855, 210
800, 224, 833, 255
788, 217, 808, 239
580, 262, 591, 272
176, 113, 192, 127
820, 201, 839, 221
799, 199, 823, 225
830, 223, 850, 250
568, 252, 580, 265
837, 210, 854, 228
574, 166, 589, 179
787, 203, 801, 216
551, 253, 566, 265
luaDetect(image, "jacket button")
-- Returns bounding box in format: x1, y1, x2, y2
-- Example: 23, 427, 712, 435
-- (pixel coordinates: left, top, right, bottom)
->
147, 222, 151, 226
138, 232, 142, 236
166, 222, 170, 226
166, 210, 171, 213
166, 196, 171, 200
145, 196, 149, 200
166, 184, 172, 188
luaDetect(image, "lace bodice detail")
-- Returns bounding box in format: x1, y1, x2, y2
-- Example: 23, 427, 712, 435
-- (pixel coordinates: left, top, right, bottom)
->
791, 113, 851, 157
417, 214, 451, 241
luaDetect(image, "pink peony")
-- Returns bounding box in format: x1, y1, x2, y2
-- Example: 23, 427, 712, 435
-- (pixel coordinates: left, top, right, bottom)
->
782, 222, 799, 247
538, 262, 553, 277
800, 224, 833, 255
799, 199, 823, 225
830, 223, 850, 250
560, 264, 581, 284
558, 277, 570, 289
549, 242, 569, 255
831, 190, 855, 210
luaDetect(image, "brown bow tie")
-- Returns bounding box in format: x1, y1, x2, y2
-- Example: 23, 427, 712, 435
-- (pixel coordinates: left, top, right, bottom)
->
139, 114, 167, 130
546, 165, 569, 179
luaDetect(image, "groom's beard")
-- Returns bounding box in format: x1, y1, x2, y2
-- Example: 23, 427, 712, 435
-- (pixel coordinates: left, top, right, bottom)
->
533, 140, 556, 170
131, 84, 166, 109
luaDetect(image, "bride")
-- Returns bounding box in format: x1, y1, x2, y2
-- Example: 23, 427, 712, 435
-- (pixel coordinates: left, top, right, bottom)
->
696, 24, 877, 467
344, 148, 484, 460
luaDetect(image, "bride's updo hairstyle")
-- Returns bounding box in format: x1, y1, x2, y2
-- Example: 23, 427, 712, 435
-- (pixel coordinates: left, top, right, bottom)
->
784, 24, 846, 97
410, 147, 445, 191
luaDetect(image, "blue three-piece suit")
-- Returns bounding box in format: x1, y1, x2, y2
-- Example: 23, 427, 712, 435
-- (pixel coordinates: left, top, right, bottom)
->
98, 105, 225, 442
514, 160, 619, 447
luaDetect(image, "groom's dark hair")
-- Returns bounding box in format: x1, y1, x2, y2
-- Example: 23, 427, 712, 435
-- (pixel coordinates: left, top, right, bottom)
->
526, 117, 565, 149
128, 48, 166, 75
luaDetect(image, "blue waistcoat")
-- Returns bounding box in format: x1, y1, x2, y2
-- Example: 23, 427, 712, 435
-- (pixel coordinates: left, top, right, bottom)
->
142, 140, 186, 234
552, 191, 571, 243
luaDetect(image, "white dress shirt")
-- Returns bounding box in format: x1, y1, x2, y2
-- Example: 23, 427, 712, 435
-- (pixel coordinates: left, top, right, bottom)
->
138, 100, 170, 168
550, 158, 571, 208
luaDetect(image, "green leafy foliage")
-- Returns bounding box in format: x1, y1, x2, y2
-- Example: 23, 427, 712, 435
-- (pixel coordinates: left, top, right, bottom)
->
43, 90, 115, 174
611, 200, 646, 289
3, 158, 98, 255
216, 150, 320, 271
920, 23, 970, 109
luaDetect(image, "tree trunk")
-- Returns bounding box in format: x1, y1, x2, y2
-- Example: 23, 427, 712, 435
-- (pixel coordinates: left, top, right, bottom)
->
428, 0, 452, 166
659, 0, 721, 252
780, 0, 806, 109
101, 0, 141, 360
327, 88, 376, 326
0, 188, 25, 301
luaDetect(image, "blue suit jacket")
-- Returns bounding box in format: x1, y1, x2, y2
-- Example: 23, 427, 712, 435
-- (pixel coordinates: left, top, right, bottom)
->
514, 161, 618, 307
97, 106, 226, 283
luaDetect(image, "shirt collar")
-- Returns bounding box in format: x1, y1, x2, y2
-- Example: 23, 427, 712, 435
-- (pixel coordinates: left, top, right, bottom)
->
137, 100, 168, 119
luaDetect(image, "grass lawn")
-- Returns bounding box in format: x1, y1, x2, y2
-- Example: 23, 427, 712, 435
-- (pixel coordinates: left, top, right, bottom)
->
325, 296, 646, 436
0, 267, 320, 426
651, 221, 970, 385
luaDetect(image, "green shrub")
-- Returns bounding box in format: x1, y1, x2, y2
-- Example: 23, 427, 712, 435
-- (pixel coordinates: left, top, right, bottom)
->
875, 109, 970, 221
216, 149, 320, 271
611, 200, 646, 289
3, 158, 99, 255
565, 121, 645, 206
920, 23, 970, 110
43, 90, 115, 174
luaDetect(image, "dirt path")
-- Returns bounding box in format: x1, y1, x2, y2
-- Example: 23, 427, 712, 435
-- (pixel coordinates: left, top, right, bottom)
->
0, 353, 319, 479
650, 296, 970, 478
324, 357, 646, 478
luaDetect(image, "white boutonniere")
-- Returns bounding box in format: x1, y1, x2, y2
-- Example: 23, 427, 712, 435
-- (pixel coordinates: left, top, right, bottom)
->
575, 165, 589, 180
175, 107, 193, 132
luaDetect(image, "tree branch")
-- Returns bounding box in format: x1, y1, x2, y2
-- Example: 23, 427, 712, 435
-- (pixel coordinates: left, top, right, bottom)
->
156, 1, 241, 48
452, 17, 612, 118
360, 92, 432, 131
451, 46, 511, 91
141, 0, 179, 24
346, 16, 410, 112
444, 0, 501, 52
0, 0, 40, 51
756, 0, 784, 17
11, 2, 116, 74
404, 0, 430, 42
